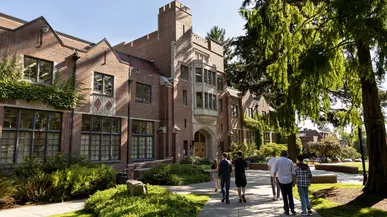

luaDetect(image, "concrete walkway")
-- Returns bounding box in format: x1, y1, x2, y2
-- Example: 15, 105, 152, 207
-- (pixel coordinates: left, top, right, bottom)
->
164, 170, 322, 217
0, 199, 85, 217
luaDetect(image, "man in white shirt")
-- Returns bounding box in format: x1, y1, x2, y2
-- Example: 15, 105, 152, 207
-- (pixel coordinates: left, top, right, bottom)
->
274, 150, 296, 216
267, 152, 280, 200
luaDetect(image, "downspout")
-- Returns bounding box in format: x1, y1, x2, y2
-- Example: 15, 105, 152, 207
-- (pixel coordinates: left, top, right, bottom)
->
127, 80, 132, 165
69, 49, 80, 161
170, 41, 176, 161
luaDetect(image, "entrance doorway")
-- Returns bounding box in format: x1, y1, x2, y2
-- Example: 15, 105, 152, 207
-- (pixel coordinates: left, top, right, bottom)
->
194, 131, 206, 158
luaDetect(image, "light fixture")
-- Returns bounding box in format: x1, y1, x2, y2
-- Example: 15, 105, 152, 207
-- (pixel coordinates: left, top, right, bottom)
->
41, 25, 50, 33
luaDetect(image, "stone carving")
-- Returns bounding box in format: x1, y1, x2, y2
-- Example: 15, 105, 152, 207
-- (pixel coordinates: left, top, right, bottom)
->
90, 95, 115, 115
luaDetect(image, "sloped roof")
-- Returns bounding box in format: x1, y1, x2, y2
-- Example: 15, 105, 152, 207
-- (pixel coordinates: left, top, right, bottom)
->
116, 51, 162, 75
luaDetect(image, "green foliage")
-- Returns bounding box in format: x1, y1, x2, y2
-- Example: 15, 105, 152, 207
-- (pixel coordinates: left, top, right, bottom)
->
229, 142, 258, 159
13, 171, 52, 202
140, 164, 210, 186
245, 154, 267, 163
85, 185, 209, 217
259, 143, 288, 157
341, 147, 362, 160
305, 136, 343, 160
0, 178, 15, 200
0, 55, 83, 109
179, 156, 212, 165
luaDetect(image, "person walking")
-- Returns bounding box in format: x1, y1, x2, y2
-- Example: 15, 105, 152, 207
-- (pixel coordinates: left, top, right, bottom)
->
267, 152, 280, 200
232, 150, 248, 203
295, 155, 313, 216
274, 150, 296, 216
218, 152, 232, 204
211, 159, 219, 192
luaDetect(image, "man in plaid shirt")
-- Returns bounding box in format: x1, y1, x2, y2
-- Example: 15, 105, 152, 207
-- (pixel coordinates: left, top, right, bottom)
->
295, 155, 313, 216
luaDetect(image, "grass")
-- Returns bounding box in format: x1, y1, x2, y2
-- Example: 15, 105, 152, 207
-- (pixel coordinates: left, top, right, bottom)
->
341, 162, 369, 172
52, 185, 209, 217
293, 184, 387, 217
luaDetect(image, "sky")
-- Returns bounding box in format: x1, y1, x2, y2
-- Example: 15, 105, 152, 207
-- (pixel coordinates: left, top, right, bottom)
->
0, 0, 321, 130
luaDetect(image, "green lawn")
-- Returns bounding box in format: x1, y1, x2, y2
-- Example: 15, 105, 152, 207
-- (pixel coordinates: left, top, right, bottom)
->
293, 184, 387, 217
341, 162, 369, 172
51, 185, 209, 217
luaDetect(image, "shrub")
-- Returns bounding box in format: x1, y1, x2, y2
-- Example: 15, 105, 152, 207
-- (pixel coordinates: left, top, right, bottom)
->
229, 142, 257, 159
85, 184, 208, 217
180, 156, 212, 165
13, 172, 52, 202
341, 146, 361, 160
245, 154, 267, 163
0, 178, 15, 200
43, 153, 91, 173
260, 143, 287, 157
140, 164, 210, 186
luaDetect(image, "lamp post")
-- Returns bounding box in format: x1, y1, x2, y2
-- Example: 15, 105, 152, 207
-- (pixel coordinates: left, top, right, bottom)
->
358, 114, 368, 185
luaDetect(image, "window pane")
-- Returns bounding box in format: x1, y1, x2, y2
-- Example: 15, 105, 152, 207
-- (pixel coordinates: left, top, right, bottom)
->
102, 118, 111, 133
218, 78, 224, 91
35, 111, 48, 130
112, 119, 120, 133
212, 72, 216, 86
204, 93, 208, 108
80, 134, 90, 157
24, 57, 38, 82
136, 83, 143, 102
0, 131, 15, 164
183, 90, 187, 107
196, 68, 202, 83
82, 115, 91, 132
204, 69, 208, 84
196, 92, 202, 108
47, 133, 60, 157
20, 109, 33, 129
17, 132, 32, 163
146, 137, 153, 159
132, 121, 139, 134
93, 73, 103, 93
131, 137, 138, 159
49, 112, 61, 130
104, 75, 113, 96
213, 95, 217, 111
33, 132, 46, 161
181, 65, 189, 80
101, 135, 110, 161
219, 99, 223, 112
139, 137, 145, 159
146, 122, 153, 135
39, 60, 53, 84
3, 108, 18, 129
92, 116, 101, 132
91, 135, 100, 160
112, 135, 120, 160
208, 94, 212, 109
139, 122, 146, 134
144, 85, 151, 103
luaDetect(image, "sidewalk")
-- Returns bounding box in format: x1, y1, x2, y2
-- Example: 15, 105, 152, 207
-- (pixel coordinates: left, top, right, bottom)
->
0, 199, 85, 217
164, 170, 322, 217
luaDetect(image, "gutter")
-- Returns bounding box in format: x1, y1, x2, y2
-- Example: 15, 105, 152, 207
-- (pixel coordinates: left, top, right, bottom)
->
69, 49, 80, 160
170, 41, 176, 161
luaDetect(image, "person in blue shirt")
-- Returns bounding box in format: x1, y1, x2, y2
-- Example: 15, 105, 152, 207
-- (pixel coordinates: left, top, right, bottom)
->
218, 152, 232, 204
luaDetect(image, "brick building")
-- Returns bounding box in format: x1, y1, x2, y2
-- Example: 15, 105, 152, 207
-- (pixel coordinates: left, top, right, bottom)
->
0, 1, 274, 172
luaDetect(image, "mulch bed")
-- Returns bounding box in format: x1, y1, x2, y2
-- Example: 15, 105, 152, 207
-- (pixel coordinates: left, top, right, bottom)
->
0, 196, 20, 210
313, 188, 387, 211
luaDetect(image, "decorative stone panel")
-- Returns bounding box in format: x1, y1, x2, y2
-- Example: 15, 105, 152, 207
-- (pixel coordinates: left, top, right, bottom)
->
90, 95, 115, 115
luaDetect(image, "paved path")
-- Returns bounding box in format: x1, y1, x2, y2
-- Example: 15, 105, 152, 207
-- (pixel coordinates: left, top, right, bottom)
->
0, 199, 85, 217
310, 166, 363, 184
164, 170, 322, 217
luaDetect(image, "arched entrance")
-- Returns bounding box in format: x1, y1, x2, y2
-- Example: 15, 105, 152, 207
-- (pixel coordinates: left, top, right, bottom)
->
194, 131, 206, 158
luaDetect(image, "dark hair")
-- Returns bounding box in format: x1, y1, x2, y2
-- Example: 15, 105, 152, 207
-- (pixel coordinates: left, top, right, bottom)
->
280, 150, 288, 157
222, 152, 228, 158
237, 150, 243, 157
297, 155, 304, 162
272, 152, 276, 157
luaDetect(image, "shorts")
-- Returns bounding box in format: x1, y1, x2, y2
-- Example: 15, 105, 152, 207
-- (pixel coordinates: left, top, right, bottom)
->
235, 177, 247, 187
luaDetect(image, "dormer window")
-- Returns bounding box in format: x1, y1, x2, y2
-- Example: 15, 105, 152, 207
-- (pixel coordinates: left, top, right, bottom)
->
23, 56, 53, 84
93, 72, 114, 96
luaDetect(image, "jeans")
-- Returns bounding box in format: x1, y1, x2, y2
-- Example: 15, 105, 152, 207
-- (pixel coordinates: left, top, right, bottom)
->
279, 182, 295, 213
298, 186, 311, 213
271, 177, 280, 198
221, 178, 230, 201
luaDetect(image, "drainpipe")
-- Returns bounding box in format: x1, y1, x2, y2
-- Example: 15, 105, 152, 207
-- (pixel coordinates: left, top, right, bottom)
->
127, 80, 132, 165
170, 41, 176, 162
69, 49, 80, 161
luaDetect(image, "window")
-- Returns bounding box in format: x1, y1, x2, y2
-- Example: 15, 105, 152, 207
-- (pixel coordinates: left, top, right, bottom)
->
196, 92, 203, 108
246, 131, 256, 144
231, 104, 238, 117
217, 77, 224, 91
246, 108, 253, 118
81, 115, 121, 161
213, 94, 217, 110
181, 64, 189, 81
232, 129, 241, 143
210, 71, 216, 86
204, 69, 208, 84
205, 93, 208, 108
183, 90, 188, 107
131, 121, 154, 159
23, 56, 53, 84
93, 72, 114, 96
219, 99, 223, 113
1, 108, 61, 164
183, 141, 188, 156
136, 83, 151, 103
208, 94, 212, 109
184, 119, 187, 129
196, 68, 202, 83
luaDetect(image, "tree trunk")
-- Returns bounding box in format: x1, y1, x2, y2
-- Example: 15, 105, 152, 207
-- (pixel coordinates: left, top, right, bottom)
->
287, 133, 297, 162
356, 40, 387, 194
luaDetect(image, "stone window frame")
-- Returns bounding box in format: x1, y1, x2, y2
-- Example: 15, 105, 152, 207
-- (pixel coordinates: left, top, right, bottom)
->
181, 64, 189, 81
1, 107, 62, 164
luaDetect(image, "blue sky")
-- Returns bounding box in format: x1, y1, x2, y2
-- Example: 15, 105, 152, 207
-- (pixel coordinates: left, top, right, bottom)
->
0, 0, 245, 45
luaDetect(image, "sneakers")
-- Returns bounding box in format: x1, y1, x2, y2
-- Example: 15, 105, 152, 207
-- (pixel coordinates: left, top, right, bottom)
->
284, 212, 290, 216
301, 213, 308, 216
242, 195, 247, 203
239, 198, 243, 203
226, 200, 230, 204
308, 209, 313, 215
221, 198, 225, 203
291, 210, 297, 216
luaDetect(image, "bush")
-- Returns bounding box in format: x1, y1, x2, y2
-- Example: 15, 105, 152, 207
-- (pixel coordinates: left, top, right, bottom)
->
341, 146, 361, 160
180, 156, 212, 165
260, 143, 288, 157
0, 178, 15, 200
140, 164, 210, 186
85, 184, 208, 217
229, 142, 257, 159
245, 154, 267, 163
13, 172, 52, 202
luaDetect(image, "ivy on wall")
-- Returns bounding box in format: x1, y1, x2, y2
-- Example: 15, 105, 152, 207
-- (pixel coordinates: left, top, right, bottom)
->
243, 114, 271, 150
0, 55, 83, 109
